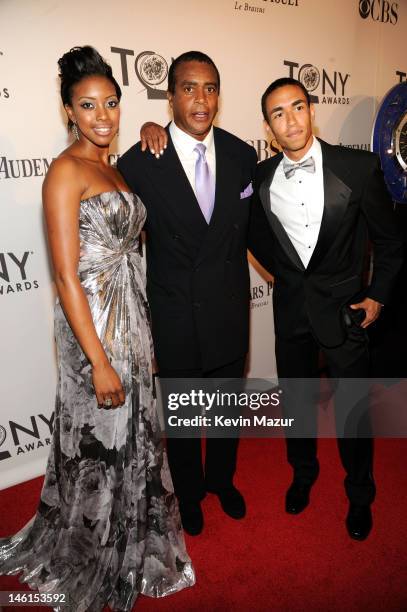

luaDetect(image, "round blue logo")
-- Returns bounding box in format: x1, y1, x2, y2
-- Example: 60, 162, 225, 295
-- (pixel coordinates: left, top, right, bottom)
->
372, 82, 407, 204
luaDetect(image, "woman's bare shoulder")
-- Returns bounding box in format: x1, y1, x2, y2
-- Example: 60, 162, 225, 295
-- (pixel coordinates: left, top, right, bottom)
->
43, 148, 87, 199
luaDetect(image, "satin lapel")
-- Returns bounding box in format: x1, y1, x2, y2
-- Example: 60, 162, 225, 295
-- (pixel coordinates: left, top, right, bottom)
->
259, 156, 305, 271
148, 132, 208, 238
306, 156, 352, 273
195, 129, 239, 265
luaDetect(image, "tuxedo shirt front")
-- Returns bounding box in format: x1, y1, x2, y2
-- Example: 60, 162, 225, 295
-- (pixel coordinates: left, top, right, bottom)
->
269, 136, 324, 267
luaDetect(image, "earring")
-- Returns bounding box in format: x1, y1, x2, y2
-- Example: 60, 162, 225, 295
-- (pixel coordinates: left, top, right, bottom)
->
72, 123, 79, 140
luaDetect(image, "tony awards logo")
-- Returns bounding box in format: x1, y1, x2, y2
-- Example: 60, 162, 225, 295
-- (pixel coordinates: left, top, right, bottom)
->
111, 47, 170, 99
135, 51, 169, 99
284, 60, 350, 105
0, 415, 54, 462
0, 251, 39, 296
0, 424, 11, 460
298, 64, 320, 101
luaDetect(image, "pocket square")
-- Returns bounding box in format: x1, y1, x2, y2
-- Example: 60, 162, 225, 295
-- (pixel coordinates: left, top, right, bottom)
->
240, 182, 253, 199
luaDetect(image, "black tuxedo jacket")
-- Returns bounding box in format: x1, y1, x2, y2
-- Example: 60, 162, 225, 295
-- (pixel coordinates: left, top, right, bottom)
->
248, 139, 403, 348
118, 126, 257, 370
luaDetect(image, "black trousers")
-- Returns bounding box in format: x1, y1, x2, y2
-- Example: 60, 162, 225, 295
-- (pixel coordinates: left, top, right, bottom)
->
275, 321, 375, 506
159, 357, 245, 503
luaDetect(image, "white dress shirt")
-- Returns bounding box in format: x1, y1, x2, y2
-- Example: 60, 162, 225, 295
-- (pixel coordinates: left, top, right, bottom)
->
269, 136, 324, 268
169, 121, 216, 197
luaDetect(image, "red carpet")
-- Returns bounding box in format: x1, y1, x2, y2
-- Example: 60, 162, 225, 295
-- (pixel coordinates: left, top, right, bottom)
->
1, 438, 406, 611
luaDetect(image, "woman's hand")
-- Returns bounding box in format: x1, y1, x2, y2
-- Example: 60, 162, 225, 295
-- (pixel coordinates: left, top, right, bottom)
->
140, 122, 168, 158
92, 361, 126, 408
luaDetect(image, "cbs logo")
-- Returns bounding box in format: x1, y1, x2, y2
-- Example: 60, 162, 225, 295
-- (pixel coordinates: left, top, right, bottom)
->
359, 0, 398, 24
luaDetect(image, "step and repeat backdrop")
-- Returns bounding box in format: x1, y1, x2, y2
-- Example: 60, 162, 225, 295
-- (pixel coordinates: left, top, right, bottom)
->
0, 0, 406, 489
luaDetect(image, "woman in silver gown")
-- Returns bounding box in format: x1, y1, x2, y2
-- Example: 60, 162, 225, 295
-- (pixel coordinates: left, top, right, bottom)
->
0, 46, 195, 611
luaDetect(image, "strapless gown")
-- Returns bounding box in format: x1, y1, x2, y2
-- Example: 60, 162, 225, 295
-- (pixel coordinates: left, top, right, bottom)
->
0, 191, 195, 611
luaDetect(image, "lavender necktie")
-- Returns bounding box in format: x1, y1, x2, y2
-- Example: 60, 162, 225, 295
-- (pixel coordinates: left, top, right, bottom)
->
194, 143, 215, 224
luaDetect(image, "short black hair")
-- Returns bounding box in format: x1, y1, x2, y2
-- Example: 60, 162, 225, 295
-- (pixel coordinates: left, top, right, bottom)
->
261, 77, 311, 122
167, 51, 220, 94
58, 46, 122, 129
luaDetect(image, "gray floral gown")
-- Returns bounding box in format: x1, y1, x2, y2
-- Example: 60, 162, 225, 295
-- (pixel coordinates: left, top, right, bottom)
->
0, 191, 195, 611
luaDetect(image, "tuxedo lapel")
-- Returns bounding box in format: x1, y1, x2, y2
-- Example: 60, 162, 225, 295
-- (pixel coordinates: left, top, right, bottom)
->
148, 130, 208, 238
195, 129, 240, 265
210, 129, 237, 230
259, 141, 353, 273
306, 141, 352, 272
259, 155, 305, 271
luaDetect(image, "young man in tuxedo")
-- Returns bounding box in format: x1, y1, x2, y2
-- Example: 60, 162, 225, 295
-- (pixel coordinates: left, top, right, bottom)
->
249, 77, 403, 540
118, 52, 257, 535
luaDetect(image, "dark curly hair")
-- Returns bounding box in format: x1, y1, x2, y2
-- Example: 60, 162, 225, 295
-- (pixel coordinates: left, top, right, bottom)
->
58, 46, 122, 129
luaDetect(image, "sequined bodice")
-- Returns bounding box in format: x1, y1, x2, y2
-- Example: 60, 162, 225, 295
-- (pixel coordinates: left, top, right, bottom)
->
79, 190, 145, 270
75, 190, 148, 358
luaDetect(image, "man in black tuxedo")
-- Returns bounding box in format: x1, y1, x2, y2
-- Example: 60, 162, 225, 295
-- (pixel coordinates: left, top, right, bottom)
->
249, 78, 403, 540
118, 52, 257, 535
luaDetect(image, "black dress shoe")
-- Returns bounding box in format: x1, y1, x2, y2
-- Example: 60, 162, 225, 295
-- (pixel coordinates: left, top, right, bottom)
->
208, 486, 246, 519
346, 504, 372, 541
179, 500, 203, 536
285, 481, 313, 514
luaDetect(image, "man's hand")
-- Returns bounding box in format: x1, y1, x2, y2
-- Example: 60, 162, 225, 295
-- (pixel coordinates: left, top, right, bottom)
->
140, 122, 168, 158
349, 297, 382, 328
